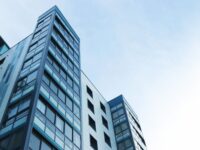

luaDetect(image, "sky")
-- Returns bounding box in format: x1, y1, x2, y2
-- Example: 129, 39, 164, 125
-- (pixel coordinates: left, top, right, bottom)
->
1, 0, 200, 149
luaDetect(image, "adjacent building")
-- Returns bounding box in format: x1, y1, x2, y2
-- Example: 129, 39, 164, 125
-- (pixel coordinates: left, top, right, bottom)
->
0, 6, 147, 150
109, 96, 147, 150
0, 35, 32, 123
81, 72, 117, 150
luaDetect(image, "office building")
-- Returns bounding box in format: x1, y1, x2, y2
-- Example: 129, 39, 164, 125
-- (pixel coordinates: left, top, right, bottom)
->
0, 6, 81, 150
0, 35, 32, 123
0, 6, 147, 150
109, 95, 147, 150
81, 72, 117, 150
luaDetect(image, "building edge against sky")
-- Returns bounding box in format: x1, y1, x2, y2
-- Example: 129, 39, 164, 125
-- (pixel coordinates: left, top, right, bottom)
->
0, 5, 147, 150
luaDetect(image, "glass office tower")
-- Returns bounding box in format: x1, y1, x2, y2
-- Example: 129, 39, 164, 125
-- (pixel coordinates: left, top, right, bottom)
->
0, 6, 81, 150
109, 95, 147, 150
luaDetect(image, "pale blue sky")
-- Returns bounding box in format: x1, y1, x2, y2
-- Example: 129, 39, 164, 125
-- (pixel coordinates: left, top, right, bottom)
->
1, 0, 200, 149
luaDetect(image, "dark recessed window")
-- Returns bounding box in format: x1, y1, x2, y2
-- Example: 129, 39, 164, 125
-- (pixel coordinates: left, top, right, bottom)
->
88, 115, 96, 131
100, 102, 106, 114
90, 135, 98, 150
0, 57, 5, 65
87, 100, 94, 113
86, 86, 93, 98
104, 132, 111, 147
102, 116, 108, 129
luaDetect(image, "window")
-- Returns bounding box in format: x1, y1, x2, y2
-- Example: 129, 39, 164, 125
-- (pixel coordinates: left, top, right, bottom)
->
42, 73, 50, 85
87, 100, 94, 113
53, 61, 59, 72
86, 86, 93, 98
65, 123, 72, 140
102, 116, 108, 129
74, 104, 80, 118
104, 132, 111, 147
125, 139, 132, 148
73, 131, 81, 148
60, 69, 67, 80
68, 59, 73, 69
29, 133, 40, 150
56, 115, 64, 132
74, 66, 79, 77
58, 89, 65, 102
26, 71, 37, 83
8, 106, 18, 118
18, 100, 30, 112
23, 59, 32, 68
50, 81, 58, 94
0, 57, 5, 65
41, 141, 51, 150
66, 96, 73, 110
67, 76, 73, 88
73, 83, 79, 95
100, 102, 106, 114
88, 115, 96, 131
90, 135, 98, 150
46, 107, 55, 123
37, 99, 46, 114
33, 52, 42, 62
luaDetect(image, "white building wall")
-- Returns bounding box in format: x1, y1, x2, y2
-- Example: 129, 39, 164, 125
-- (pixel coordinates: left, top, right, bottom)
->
81, 72, 117, 150
0, 35, 32, 123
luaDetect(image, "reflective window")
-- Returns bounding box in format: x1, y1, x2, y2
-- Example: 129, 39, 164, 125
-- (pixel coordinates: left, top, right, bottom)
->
56, 115, 64, 132
18, 100, 30, 112
29, 133, 40, 150
50, 81, 58, 94
65, 123, 72, 140
58, 89, 65, 103
73, 104, 80, 118
46, 107, 55, 123
67, 76, 73, 88
66, 96, 72, 110
73, 131, 81, 148
37, 99, 46, 114
27, 71, 37, 83
8, 107, 18, 118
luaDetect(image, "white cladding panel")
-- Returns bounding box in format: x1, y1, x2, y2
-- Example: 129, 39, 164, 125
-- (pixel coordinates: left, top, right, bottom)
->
81, 72, 117, 150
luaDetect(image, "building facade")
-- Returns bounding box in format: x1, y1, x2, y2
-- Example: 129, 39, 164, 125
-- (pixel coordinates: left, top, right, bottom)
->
0, 35, 32, 123
0, 6, 147, 150
81, 72, 117, 150
0, 6, 81, 150
109, 95, 147, 150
